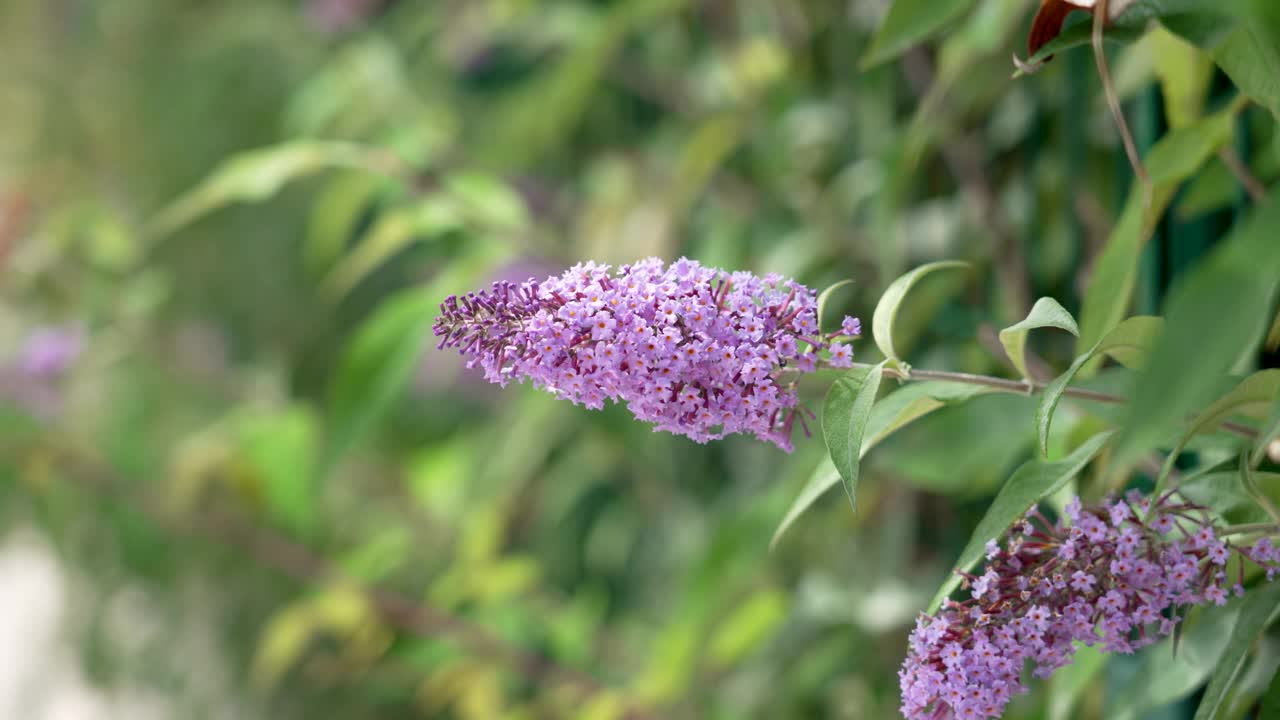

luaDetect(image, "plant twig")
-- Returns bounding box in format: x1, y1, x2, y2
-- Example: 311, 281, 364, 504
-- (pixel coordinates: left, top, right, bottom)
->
849, 362, 1259, 441
54, 445, 655, 720
1217, 146, 1268, 203
1093, 0, 1150, 209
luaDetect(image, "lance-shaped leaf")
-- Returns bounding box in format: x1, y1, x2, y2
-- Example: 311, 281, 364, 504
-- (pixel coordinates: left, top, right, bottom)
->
999, 297, 1080, 383
872, 261, 968, 366
772, 380, 992, 548
1193, 579, 1280, 720
821, 364, 885, 511
928, 431, 1113, 613
1115, 190, 1280, 471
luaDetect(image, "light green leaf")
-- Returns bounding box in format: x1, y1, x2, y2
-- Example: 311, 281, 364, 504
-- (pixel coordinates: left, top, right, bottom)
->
708, 590, 788, 667
236, 405, 320, 538
320, 198, 462, 300
1152, 26, 1216, 128
816, 279, 855, 333
821, 364, 885, 511
999, 297, 1079, 383
773, 380, 993, 548
1266, 307, 1280, 353
149, 141, 406, 237
927, 431, 1113, 613
1193, 579, 1280, 720
1077, 105, 1240, 356
1254, 397, 1280, 467
861, 0, 973, 69
872, 261, 968, 365
1037, 316, 1164, 456
1114, 190, 1280, 470
304, 171, 394, 278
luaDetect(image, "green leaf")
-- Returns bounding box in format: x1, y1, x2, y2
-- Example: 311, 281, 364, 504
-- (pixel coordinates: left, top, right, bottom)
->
1114, 190, 1280, 470
871, 261, 968, 366
707, 590, 788, 667
1254, 396, 1280, 467
821, 364, 885, 511
816, 279, 855, 333
999, 297, 1079, 383
1262, 670, 1280, 719
1024, 13, 1145, 66
772, 380, 992, 548
1185, 370, 1280, 439
324, 287, 438, 471
1048, 643, 1108, 720
149, 141, 405, 238
1077, 105, 1239, 356
1178, 470, 1280, 526
927, 431, 1113, 613
320, 198, 462, 300
1152, 26, 1216, 128
1266, 306, 1280, 353
1111, 601, 1243, 720
1037, 316, 1164, 457
1193, 579, 1280, 720
860, 0, 972, 69
1212, 25, 1280, 120
236, 405, 320, 538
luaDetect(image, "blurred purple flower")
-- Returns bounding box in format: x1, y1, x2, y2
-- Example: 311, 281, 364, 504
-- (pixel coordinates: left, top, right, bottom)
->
304, 0, 384, 34
1, 326, 83, 419
16, 327, 82, 380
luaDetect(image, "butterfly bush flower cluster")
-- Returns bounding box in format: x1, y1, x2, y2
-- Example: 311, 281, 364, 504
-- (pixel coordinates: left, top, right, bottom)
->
433, 258, 860, 450
899, 491, 1280, 720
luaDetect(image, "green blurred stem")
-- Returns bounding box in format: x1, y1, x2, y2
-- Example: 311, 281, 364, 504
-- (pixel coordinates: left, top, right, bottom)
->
848, 362, 1258, 440
1221, 523, 1280, 535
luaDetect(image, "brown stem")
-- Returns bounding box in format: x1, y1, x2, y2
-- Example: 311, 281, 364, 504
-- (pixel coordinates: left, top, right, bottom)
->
1093, 0, 1151, 209
848, 362, 1259, 441
1217, 146, 1268, 203
54, 445, 656, 720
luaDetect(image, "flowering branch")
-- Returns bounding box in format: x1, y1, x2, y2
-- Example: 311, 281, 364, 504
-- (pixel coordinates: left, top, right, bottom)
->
851, 362, 1260, 441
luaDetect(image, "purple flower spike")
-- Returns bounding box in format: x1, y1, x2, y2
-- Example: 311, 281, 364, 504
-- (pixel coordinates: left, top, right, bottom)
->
433, 258, 860, 450
899, 493, 1280, 720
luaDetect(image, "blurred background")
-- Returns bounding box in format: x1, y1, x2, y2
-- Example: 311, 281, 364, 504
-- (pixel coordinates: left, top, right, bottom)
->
0, 1, 1276, 718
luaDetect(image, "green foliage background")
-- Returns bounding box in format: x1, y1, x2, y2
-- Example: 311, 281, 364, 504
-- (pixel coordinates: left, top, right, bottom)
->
0, 1, 1278, 719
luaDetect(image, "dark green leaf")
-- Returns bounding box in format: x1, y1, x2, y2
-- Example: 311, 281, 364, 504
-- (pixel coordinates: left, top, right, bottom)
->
821, 364, 885, 511
1077, 106, 1239, 356
1193, 579, 1280, 720
1111, 601, 1243, 720
927, 431, 1113, 612
860, 0, 973, 69
324, 287, 438, 471
1114, 190, 1280, 470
